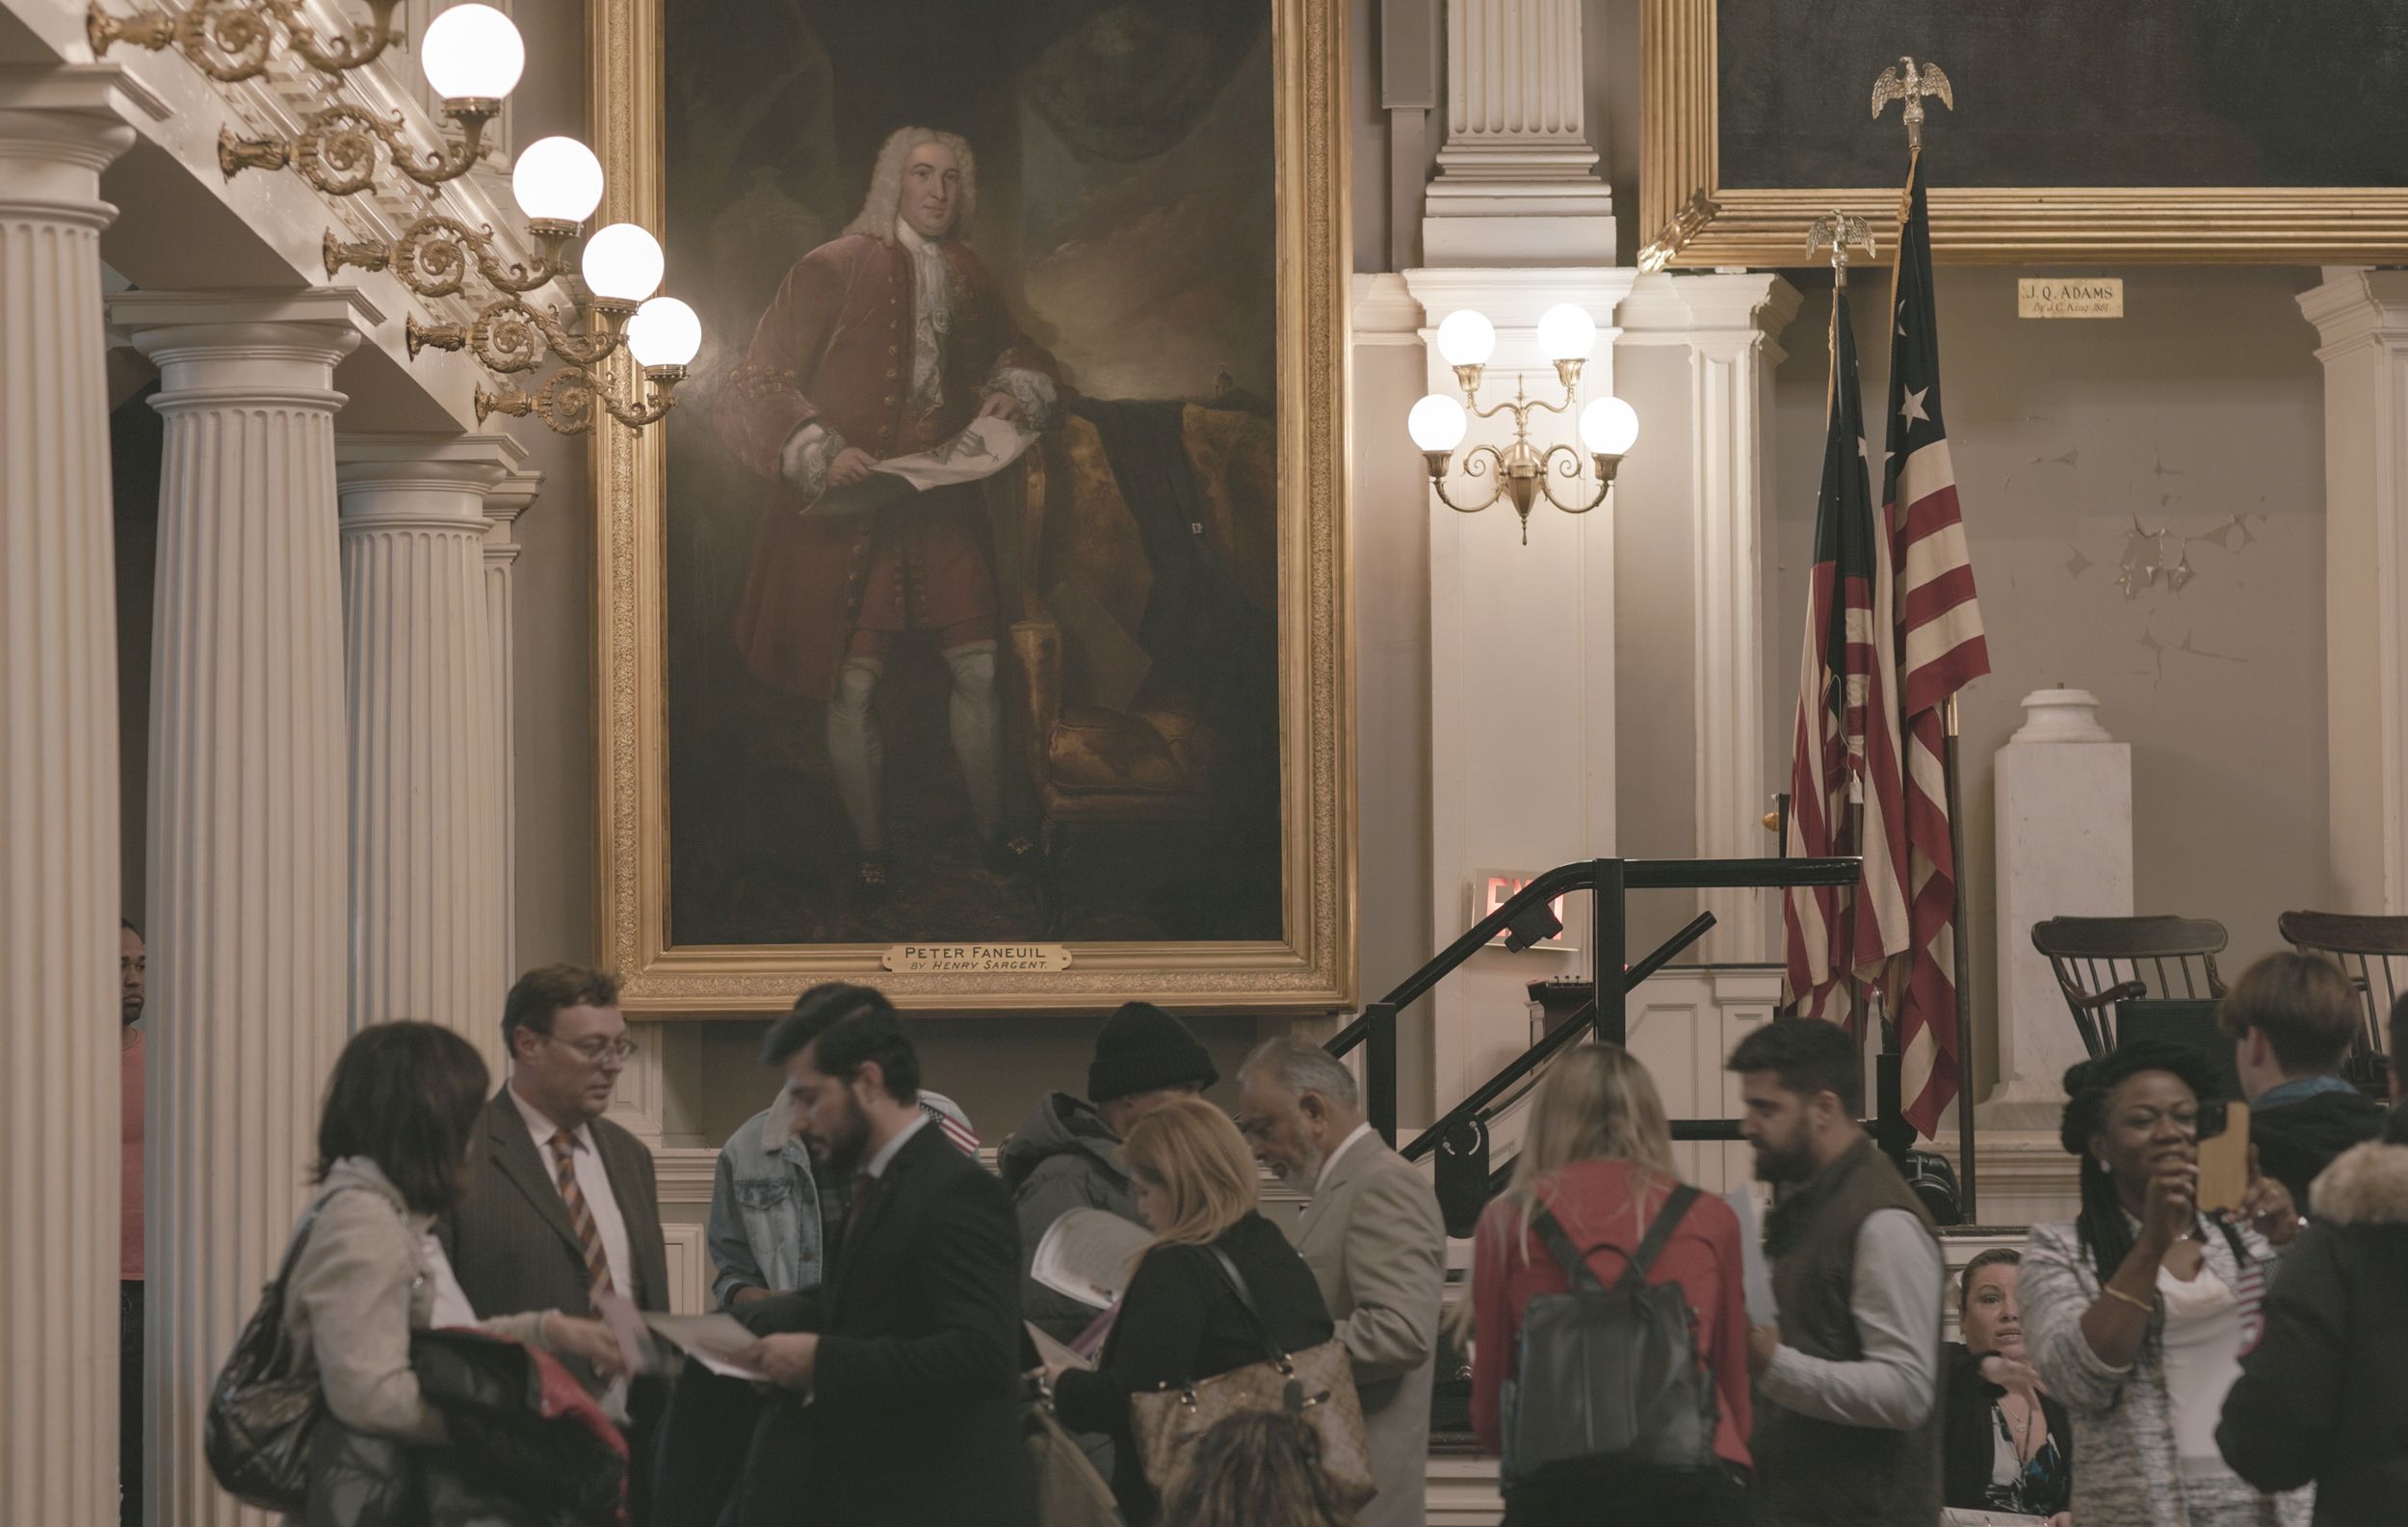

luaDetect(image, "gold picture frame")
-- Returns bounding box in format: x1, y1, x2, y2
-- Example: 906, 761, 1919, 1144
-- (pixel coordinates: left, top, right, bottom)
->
1640, 0, 2408, 268
587, 0, 1356, 1015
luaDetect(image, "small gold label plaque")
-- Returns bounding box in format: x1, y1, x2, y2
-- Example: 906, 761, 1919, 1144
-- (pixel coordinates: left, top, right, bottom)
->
2018, 277, 2123, 320
881, 943, 1074, 974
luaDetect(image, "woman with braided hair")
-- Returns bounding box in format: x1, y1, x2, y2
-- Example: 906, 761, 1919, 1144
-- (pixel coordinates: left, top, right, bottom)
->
2020, 1041, 2310, 1526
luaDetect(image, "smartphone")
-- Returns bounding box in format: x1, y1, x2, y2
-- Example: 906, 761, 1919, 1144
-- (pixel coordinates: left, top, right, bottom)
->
2194, 1099, 2250, 1216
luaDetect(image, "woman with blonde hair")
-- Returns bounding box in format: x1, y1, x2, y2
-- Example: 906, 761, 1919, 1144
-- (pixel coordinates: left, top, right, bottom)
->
1047, 1095, 1334, 1525
1468, 1042, 1753, 1525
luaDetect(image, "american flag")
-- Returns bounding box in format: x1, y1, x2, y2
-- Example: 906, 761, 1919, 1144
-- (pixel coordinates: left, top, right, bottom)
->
1783, 284, 1911, 1030
1880, 154, 1990, 1138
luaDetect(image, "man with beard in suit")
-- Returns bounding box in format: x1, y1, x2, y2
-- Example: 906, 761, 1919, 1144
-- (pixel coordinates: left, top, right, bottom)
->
736, 984, 1032, 1527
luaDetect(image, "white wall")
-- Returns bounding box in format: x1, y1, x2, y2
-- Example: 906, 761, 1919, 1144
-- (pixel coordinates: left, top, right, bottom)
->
1770, 265, 2331, 1097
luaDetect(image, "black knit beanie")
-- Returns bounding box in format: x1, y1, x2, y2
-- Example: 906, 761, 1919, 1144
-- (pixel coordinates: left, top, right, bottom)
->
1088, 1002, 1218, 1102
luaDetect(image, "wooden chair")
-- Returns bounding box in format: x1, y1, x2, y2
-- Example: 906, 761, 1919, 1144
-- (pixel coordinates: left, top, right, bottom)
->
2029, 915, 2229, 1058
2277, 910, 2408, 1085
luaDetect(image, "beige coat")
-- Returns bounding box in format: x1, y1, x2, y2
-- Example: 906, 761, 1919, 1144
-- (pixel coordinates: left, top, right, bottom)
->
1286, 1135, 1448, 1527
279, 1158, 548, 1445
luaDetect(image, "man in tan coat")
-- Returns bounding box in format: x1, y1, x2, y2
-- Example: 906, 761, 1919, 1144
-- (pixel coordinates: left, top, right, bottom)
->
1239, 1038, 1447, 1527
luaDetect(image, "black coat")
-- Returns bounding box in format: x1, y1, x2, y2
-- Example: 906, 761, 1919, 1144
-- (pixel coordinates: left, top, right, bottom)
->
1938, 1342, 2071, 1514
2250, 1087, 2388, 1208
798, 1119, 1034, 1527
1052, 1211, 1333, 1525
2218, 1134, 2408, 1526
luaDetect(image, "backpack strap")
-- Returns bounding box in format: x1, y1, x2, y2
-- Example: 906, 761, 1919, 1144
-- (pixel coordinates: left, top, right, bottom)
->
1531, 1183, 1702, 1295
1615, 1183, 1701, 1292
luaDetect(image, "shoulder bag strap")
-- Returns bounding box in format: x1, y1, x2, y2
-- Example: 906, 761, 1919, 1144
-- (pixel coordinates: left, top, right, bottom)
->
1610, 1182, 1702, 1293
1205, 1246, 1286, 1363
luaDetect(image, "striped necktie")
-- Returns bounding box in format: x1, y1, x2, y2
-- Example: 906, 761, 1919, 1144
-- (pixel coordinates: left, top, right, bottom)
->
548, 1128, 616, 1298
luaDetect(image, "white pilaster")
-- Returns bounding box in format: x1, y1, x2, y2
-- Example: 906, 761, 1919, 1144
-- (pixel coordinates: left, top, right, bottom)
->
482, 464, 541, 980
1420, 0, 1615, 266
337, 434, 525, 1068
2298, 270, 2408, 915
1618, 272, 1801, 960
0, 68, 135, 1527
1982, 690, 2132, 1130
114, 287, 364, 1527
1401, 267, 1636, 1112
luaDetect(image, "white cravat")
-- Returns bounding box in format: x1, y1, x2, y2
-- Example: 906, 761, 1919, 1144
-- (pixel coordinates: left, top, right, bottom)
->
895, 219, 952, 415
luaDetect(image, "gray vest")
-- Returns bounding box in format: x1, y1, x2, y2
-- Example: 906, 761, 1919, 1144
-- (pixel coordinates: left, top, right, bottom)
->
1752, 1139, 1942, 1527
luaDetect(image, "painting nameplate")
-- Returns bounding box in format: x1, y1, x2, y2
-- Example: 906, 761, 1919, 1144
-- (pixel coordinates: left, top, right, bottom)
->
881, 944, 1075, 975
2017, 278, 2124, 320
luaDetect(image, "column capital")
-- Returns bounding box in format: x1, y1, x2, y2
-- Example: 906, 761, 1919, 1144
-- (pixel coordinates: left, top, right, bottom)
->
0, 65, 153, 219
112, 286, 368, 405
337, 431, 528, 491
486, 464, 547, 527
2297, 268, 2408, 357
1615, 271, 1804, 360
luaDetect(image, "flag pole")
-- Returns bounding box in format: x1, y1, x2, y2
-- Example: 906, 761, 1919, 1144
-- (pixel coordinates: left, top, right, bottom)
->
1948, 695, 1977, 1222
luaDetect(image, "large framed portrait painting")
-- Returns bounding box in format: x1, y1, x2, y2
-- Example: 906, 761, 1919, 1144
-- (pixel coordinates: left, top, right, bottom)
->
589, 0, 1353, 1013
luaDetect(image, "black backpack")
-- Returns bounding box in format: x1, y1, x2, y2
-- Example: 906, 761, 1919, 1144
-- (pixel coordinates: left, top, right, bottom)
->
1502, 1184, 1721, 1489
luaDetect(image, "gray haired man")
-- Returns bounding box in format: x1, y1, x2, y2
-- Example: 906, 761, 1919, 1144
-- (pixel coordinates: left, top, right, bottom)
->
1238, 1038, 1447, 1527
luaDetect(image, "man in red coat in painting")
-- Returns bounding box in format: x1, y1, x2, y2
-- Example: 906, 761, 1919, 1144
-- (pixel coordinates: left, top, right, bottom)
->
719, 126, 1060, 894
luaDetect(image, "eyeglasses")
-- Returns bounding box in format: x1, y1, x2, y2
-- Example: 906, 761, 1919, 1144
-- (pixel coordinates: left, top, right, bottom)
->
547, 1034, 638, 1065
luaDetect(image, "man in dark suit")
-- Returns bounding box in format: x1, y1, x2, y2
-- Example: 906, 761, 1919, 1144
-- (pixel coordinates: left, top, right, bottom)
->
435, 964, 670, 1518
736, 984, 1032, 1527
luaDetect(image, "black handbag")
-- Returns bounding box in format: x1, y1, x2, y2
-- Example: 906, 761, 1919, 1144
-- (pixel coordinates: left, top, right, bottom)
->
1501, 1184, 1720, 1490
205, 1191, 348, 1512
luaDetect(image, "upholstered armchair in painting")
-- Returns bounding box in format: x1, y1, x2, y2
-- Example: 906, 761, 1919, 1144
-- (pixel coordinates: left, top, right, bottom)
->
1002, 398, 1277, 852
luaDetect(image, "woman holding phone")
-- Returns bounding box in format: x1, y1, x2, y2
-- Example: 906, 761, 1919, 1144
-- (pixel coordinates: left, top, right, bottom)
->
2021, 1042, 2306, 1527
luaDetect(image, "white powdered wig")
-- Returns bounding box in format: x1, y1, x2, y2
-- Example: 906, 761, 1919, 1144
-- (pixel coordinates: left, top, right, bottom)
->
844, 126, 978, 241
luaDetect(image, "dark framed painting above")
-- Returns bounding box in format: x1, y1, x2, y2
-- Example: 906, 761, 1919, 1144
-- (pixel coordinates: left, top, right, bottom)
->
1642, 0, 2408, 267
588, 0, 1355, 1014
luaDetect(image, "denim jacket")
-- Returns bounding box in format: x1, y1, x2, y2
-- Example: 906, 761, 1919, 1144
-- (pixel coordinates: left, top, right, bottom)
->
706, 1103, 827, 1310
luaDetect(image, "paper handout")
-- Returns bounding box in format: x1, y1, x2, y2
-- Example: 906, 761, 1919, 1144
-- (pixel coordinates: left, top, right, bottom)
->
1026, 1322, 1095, 1375
1030, 1207, 1153, 1311
807, 414, 1040, 518
643, 1311, 770, 1382
1722, 1185, 1778, 1325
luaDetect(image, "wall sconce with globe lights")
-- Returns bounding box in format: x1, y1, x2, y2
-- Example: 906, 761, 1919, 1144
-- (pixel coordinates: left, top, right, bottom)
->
89, 0, 402, 84
324, 134, 604, 298
213, 2, 524, 193
475, 295, 700, 434
1407, 304, 1639, 544
406, 218, 662, 370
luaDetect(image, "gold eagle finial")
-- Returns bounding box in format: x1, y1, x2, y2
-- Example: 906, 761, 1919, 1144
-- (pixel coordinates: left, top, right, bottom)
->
1871, 56, 1953, 150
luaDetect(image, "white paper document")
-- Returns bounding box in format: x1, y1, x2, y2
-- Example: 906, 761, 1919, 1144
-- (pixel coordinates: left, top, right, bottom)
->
1025, 1321, 1095, 1374
642, 1311, 770, 1382
809, 414, 1039, 518
1030, 1207, 1153, 1311
1723, 1186, 1778, 1325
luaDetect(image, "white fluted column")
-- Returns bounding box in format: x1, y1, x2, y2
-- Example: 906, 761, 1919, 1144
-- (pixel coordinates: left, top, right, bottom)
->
2299, 270, 2408, 914
113, 288, 363, 1527
1421, 0, 1615, 265
337, 434, 524, 1065
1618, 272, 1800, 960
482, 464, 541, 980
0, 69, 135, 1527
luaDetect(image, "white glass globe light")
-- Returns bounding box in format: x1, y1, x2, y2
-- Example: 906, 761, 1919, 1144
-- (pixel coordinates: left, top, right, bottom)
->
1580, 396, 1640, 457
1435, 309, 1496, 368
1536, 303, 1597, 362
512, 136, 604, 224
421, 4, 525, 100
626, 297, 702, 369
581, 223, 664, 303
1407, 394, 1469, 453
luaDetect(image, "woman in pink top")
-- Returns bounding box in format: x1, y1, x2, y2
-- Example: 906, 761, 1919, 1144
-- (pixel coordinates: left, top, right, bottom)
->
1469, 1042, 1753, 1526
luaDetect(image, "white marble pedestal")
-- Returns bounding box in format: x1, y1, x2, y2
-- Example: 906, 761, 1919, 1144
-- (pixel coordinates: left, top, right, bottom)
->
1980, 689, 2133, 1130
